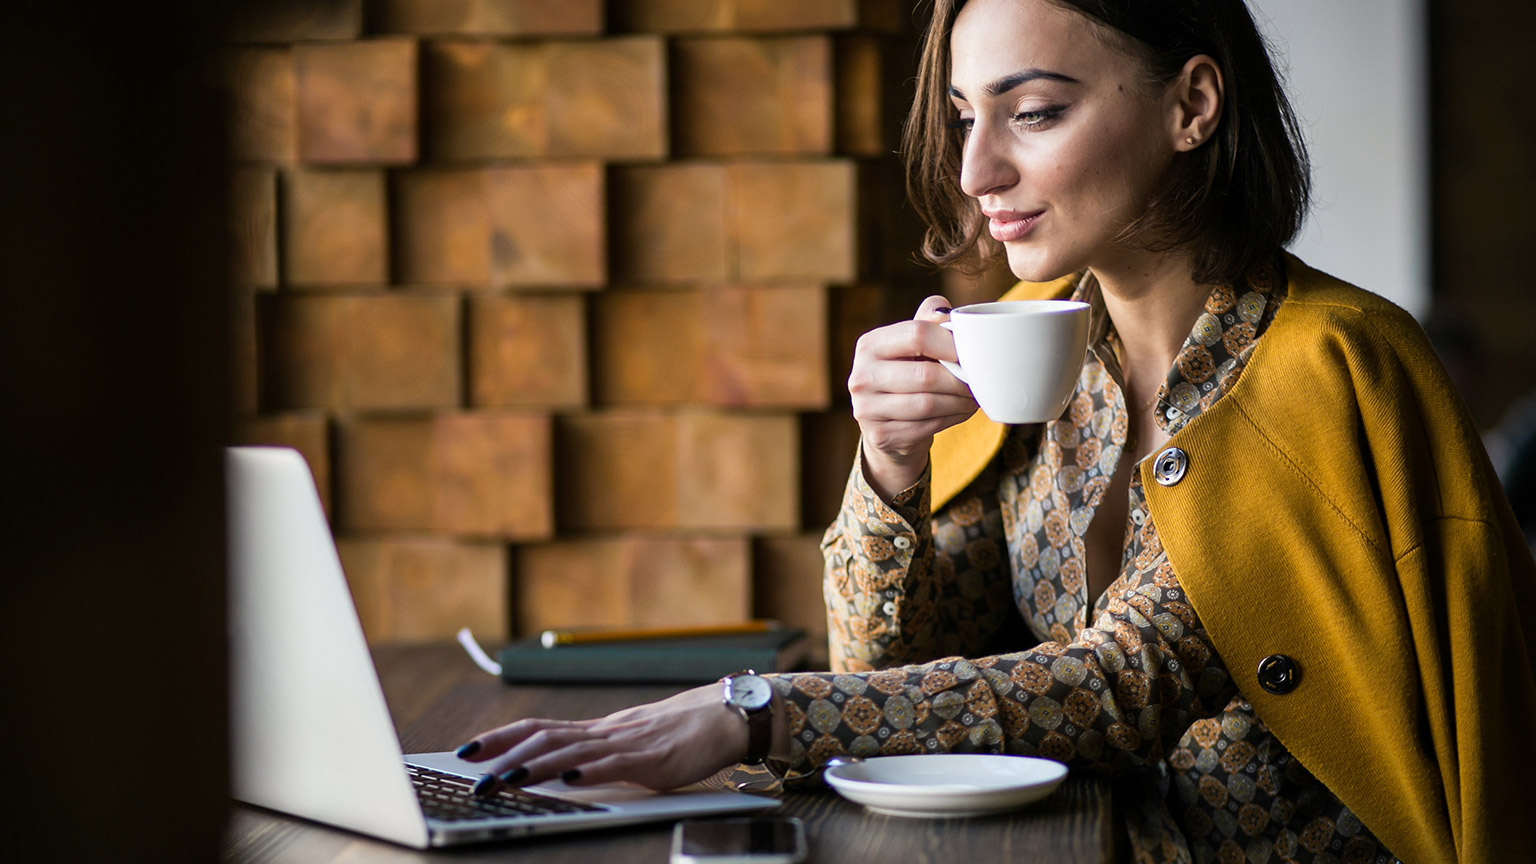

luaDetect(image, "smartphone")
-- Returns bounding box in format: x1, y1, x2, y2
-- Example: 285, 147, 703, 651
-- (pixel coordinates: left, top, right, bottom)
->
669, 816, 808, 864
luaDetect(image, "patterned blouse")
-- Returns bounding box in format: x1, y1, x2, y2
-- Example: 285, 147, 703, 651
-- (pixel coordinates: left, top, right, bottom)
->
774, 261, 1400, 864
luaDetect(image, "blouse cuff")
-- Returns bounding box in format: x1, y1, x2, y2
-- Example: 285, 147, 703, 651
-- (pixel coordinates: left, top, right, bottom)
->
852, 439, 929, 524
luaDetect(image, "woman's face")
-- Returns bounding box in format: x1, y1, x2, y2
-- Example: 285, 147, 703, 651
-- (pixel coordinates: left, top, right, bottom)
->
950, 0, 1181, 282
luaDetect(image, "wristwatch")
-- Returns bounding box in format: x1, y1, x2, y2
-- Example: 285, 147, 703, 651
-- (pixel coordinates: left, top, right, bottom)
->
720, 670, 774, 765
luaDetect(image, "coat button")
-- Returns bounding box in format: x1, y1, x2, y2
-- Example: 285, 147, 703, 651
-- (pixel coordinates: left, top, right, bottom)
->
1256, 654, 1300, 694
1152, 447, 1188, 486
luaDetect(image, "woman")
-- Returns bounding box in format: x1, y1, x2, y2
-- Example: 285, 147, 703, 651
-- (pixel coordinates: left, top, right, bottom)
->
459, 1, 1536, 861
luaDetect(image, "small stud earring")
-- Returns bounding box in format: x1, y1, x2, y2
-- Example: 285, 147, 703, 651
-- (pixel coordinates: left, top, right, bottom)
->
1186, 136, 1198, 145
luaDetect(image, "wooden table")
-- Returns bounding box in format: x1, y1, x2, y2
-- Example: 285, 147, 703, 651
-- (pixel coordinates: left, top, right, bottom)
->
224, 644, 1114, 863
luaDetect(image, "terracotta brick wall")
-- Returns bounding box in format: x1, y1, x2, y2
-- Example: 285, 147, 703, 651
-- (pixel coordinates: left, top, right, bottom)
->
225, 0, 983, 656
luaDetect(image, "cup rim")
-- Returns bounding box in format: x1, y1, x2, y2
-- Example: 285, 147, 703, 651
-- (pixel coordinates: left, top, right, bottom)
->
950, 300, 1089, 316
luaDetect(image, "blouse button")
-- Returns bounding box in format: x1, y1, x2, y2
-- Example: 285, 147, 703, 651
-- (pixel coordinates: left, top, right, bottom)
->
1130, 509, 1145, 526
1256, 654, 1300, 694
1152, 447, 1188, 486
882, 601, 898, 616
892, 535, 912, 550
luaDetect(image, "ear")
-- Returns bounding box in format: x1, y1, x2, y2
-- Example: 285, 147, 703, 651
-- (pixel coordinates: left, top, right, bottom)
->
1167, 54, 1223, 152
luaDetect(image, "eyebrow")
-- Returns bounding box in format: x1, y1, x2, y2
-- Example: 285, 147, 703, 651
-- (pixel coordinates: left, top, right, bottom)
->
948, 69, 1080, 101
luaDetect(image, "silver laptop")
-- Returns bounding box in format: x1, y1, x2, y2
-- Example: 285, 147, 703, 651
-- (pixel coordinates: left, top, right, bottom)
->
226, 446, 777, 848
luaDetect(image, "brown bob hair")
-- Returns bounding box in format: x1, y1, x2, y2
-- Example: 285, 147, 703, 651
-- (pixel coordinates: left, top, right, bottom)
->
903, 0, 1312, 286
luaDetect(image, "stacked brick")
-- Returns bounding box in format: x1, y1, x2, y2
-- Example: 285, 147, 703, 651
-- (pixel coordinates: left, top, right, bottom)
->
227, 0, 959, 660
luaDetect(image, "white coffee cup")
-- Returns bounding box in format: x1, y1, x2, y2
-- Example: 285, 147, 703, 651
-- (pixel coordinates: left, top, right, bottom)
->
939, 300, 1090, 424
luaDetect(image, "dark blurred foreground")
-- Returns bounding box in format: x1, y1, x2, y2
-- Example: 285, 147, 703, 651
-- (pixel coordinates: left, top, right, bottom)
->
1, 3, 236, 861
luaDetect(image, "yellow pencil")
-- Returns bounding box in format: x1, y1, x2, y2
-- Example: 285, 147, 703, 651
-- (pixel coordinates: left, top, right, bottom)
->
539, 620, 782, 649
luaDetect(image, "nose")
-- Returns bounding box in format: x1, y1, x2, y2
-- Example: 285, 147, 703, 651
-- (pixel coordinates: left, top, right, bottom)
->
958, 120, 1018, 200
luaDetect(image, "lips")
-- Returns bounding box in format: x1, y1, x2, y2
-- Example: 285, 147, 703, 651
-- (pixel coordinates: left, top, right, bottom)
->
983, 209, 1043, 243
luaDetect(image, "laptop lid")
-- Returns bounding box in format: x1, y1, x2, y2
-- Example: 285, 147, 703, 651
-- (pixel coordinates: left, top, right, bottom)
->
226, 446, 776, 848
227, 446, 430, 847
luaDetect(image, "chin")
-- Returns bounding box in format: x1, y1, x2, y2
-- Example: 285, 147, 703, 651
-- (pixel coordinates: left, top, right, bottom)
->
1003, 246, 1078, 285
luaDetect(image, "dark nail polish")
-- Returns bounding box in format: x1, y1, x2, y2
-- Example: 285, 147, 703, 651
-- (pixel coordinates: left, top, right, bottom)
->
455, 740, 481, 759
499, 766, 529, 785
471, 773, 500, 797
560, 769, 582, 784
934, 306, 953, 315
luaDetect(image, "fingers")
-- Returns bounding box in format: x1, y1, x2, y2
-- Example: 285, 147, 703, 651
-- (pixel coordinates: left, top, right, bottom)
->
849, 297, 958, 390
456, 717, 592, 763
460, 721, 624, 795
852, 353, 971, 402
854, 317, 959, 367
456, 686, 743, 795
564, 750, 667, 790
914, 294, 955, 320
490, 725, 632, 787
849, 327, 974, 442
846, 296, 977, 484
854, 393, 975, 438
849, 329, 968, 411
858, 410, 978, 442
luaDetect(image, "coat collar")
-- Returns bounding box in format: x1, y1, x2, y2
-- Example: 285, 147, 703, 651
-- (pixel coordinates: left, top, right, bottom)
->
931, 253, 1304, 510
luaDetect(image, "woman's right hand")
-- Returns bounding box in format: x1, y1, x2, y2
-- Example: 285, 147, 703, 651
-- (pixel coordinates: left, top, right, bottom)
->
848, 295, 977, 499
455, 685, 756, 794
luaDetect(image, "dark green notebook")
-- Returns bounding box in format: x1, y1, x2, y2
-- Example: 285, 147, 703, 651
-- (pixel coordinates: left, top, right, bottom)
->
497, 628, 810, 684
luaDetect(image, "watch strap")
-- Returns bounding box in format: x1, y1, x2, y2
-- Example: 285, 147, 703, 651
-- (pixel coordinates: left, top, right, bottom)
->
741, 698, 772, 764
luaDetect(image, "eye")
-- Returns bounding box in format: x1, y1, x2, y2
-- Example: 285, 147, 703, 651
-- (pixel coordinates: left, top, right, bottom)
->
947, 115, 975, 137
1010, 106, 1066, 130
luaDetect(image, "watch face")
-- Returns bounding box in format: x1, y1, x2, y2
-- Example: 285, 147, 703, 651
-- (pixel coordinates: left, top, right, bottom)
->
728, 674, 773, 711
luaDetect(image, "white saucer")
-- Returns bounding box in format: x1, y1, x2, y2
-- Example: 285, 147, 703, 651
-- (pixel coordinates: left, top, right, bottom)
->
823, 754, 1068, 818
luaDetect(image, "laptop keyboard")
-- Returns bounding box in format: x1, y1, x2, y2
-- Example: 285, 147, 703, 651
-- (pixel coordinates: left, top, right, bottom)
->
407, 764, 606, 822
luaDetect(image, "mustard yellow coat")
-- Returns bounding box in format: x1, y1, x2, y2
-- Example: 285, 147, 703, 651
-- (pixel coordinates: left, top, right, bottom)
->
931, 255, 1536, 863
